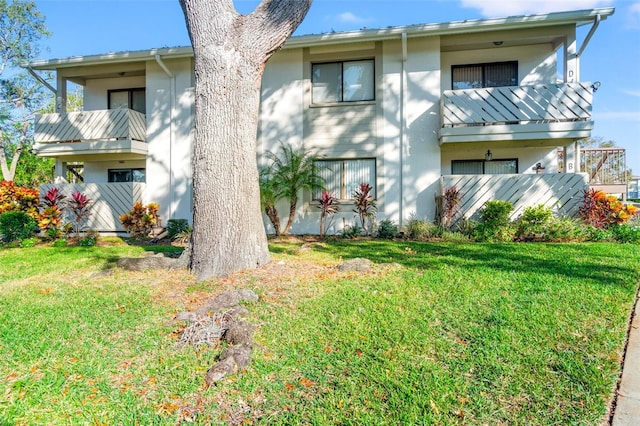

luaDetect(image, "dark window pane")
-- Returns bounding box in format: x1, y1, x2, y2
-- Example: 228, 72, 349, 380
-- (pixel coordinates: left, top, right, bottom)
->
312, 63, 342, 102
452, 65, 482, 90
131, 89, 146, 114
485, 62, 517, 87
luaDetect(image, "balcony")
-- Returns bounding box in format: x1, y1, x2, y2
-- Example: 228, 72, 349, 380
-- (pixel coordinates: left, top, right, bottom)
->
33, 109, 148, 161
439, 82, 594, 145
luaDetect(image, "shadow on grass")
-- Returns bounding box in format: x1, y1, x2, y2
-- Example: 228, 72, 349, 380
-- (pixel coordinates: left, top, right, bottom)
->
307, 240, 640, 287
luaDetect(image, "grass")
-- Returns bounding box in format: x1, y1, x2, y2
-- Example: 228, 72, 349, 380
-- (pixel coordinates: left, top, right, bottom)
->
0, 240, 639, 424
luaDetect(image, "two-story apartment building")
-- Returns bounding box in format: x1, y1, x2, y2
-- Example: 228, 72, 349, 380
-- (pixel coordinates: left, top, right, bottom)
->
25, 7, 613, 234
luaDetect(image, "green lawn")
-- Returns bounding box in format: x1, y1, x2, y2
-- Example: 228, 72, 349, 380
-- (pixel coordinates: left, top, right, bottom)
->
1, 241, 638, 424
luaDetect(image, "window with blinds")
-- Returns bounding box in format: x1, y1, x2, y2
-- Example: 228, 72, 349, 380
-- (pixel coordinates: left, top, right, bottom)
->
452, 62, 518, 90
314, 158, 376, 200
451, 159, 517, 175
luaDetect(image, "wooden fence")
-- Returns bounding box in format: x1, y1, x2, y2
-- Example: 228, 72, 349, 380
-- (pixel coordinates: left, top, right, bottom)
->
441, 173, 588, 221
41, 183, 146, 233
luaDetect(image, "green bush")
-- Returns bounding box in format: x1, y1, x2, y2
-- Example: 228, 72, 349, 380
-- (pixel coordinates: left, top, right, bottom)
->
406, 216, 440, 240
0, 211, 37, 243
20, 238, 37, 248
611, 224, 640, 244
376, 219, 398, 239
52, 239, 68, 247
546, 217, 585, 242
473, 200, 514, 242
440, 230, 471, 243
341, 223, 362, 239
583, 225, 614, 242
167, 219, 190, 240
516, 204, 553, 241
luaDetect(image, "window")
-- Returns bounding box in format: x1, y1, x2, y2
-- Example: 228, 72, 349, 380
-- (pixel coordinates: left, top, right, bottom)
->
312, 60, 375, 103
451, 159, 517, 175
108, 168, 146, 183
108, 88, 146, 113
314, 158, 376, 200
452, 61, 518, 90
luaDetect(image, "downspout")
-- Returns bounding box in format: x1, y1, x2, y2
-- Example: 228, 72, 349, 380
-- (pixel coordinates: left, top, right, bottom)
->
574, 14, 600, 175
577, 14, 601, 58
26, 67, 56, 95
400, 32, 407, 228
155, 54, 176, 222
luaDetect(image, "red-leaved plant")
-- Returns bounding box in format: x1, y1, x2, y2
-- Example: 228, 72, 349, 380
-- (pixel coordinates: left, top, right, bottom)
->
352, 182, 377, 236
68, 191, 92, 236
579, 189, 638, 229
317, 190, 339, 237
39, 187, 66, 239
442, 186, 462, 229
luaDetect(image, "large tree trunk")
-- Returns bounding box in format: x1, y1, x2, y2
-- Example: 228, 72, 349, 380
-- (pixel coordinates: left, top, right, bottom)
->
180, 0, 312, 281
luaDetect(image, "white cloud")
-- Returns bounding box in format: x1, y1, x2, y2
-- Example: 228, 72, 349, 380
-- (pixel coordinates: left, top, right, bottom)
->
628, 2, 640, 29
621, 89, 640, 97
337, 12, 369, 25
460, 0, 614, 17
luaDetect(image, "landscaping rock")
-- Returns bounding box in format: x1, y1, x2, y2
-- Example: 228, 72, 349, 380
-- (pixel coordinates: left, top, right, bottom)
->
337, 257, 373, 272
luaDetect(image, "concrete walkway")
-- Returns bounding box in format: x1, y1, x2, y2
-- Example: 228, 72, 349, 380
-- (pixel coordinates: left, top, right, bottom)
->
612, 292, 640, 425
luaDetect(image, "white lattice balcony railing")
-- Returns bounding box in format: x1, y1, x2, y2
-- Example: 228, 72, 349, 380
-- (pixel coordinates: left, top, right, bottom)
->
441, 82, 594, 127
34, 109, 146, 144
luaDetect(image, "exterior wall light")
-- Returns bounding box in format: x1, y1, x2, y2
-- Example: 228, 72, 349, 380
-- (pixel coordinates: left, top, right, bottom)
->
485, 150, 493, 161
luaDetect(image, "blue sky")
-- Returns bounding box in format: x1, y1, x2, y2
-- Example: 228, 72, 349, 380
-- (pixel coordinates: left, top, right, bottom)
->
35, 0, 640, 173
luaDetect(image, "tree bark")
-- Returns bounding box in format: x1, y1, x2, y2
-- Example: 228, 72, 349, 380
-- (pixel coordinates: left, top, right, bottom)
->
180, 0, 312, 281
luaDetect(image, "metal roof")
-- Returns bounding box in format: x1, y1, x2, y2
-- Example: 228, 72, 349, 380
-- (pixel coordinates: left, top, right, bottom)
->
24, 7, 614, 70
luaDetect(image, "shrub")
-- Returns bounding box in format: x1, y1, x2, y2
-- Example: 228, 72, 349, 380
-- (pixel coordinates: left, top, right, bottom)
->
119, 202, 161, 238
406, 215, 439, 240
20, 238, 37, 248
546, 217, 586, 242
516, 204, 553, 241
440, 230, 471, 243
579, 189, 638, 229
0, 211, 37, 243
610, 224, 640, 244
79, 230, 100, 247
583, 225, 614, 242
341, 223, 362, 239
52, 238, 68, 247
376, 219, 398, 239
0, 181, 39, 219
167, 219, 190, 240
317, 190, 339, 237
353, 182, 377, 236
474, 200, 514, 242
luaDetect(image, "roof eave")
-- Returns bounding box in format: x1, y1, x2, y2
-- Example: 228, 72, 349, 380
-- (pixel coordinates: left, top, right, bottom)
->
22, 7, 614, 69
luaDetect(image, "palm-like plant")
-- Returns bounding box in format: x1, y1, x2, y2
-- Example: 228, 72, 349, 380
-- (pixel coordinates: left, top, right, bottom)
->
259, 167, 282, 235
265, 143, 324, 235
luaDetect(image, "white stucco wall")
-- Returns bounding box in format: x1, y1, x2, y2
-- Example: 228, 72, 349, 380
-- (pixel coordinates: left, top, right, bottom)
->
83, 160, 146, 183
440, 44, 557, 91
145, 57, 194, 225
84, 76, 146, 111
